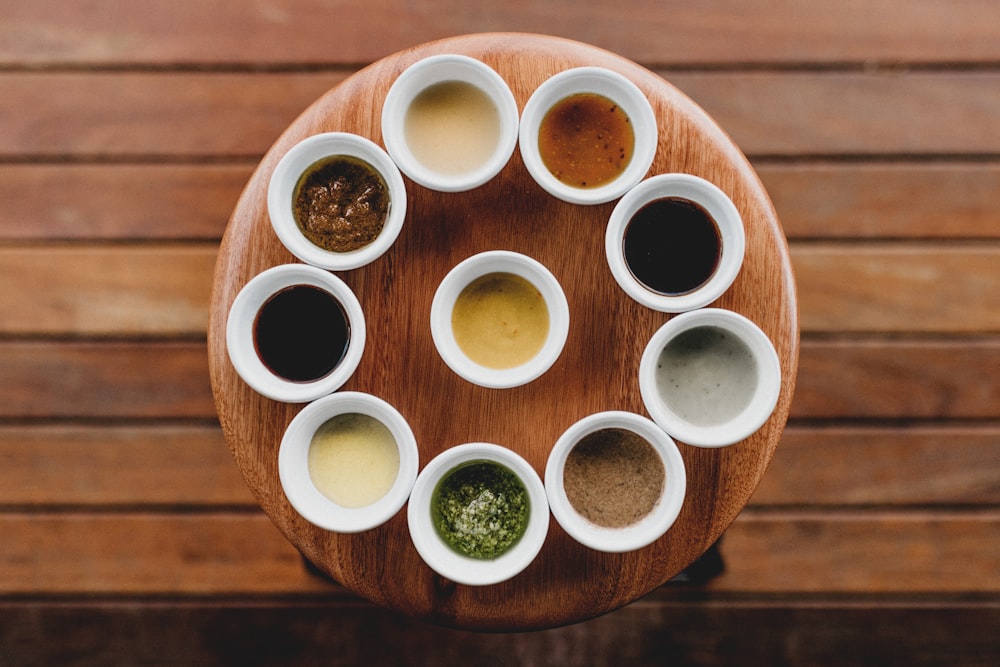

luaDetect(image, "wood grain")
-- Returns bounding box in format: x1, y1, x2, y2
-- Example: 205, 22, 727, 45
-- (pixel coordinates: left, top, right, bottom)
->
7, 162, 1000, 242
1, 599, 996, 667
2, 512, 996, 595
3, 244, 997, 336
4, 1, 999, 66
2, 424, 997, 509
756, 425, 1000, 506
5, 0, 1000, 656
2, 338, 994, 421
0, 425, 250, 507
207, 34, 797, 630
5, 71, 1000, 158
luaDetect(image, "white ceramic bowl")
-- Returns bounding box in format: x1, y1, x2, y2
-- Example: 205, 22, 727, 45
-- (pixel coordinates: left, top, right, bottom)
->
545, 411, 686, 553
519, 66, 658, 205
429, 250, 570, 389
407, 443, 549, 586
381, 54, 519, 192
606, 173, 745, 313
226, 263, 366, 403
267, 132, 407, 270
278, 391, 418, 533
639, 308, 781, 448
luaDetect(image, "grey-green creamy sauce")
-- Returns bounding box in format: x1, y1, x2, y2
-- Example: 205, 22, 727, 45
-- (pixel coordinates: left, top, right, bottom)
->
655, 325, 758, 426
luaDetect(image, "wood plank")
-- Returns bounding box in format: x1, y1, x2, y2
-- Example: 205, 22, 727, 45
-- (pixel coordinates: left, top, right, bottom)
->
757, 162, 1000, 240
3, 71, 1000, 158
6, 163, 1000, 242
3, 244, 998, 336
0, 164, 252, 241
0, 425, 251, 508
1, 424, 995, 510
1, 512, 996, 595
792, 243, 1000, 333
1, 600, 997, 667
792, 337, 1000, 419
721, 510, 1000, 594
0, 337, 997, 420
0, 514, 336, 595
1, 418, 995, 510
0, 342, 213, 419
0, 72, 340, 158
2, 0, 999, 66
754, 425, 1000, 506
0, 245, 216, 337
667, 70, 1000, 157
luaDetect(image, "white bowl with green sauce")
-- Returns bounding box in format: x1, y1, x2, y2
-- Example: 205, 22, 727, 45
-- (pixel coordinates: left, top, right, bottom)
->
407, 443, 549, 586
639, 308, 781, 448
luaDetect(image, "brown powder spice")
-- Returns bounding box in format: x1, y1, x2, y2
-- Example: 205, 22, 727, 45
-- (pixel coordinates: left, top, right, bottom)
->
562, 428, 665, 528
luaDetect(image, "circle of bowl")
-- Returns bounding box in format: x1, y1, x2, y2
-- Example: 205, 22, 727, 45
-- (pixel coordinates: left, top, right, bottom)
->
518, 66, 658, 205
267, 132, 407, 271
605, 173, 746, 313
225, 263, 366, 403
407, 443, 549, 586
545, 411, 687, 553
278, 391, 419, 533
638, 308, 781, 448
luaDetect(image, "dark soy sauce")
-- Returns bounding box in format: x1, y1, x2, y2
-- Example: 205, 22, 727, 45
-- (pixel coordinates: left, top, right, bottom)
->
623, 197, 722, 295
253, 284, 350, 383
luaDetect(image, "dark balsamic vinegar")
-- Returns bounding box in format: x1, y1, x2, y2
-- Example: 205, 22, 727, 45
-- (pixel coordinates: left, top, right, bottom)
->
253, 284, 350, 383
623, 197, 722, 295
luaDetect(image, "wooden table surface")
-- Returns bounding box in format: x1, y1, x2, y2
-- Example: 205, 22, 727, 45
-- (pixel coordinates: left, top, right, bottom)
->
1, 0, 999, 663
208, 33, 797, 630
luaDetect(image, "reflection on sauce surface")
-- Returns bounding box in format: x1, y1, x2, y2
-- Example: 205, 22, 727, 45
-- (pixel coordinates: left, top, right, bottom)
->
538, 93, 634, 188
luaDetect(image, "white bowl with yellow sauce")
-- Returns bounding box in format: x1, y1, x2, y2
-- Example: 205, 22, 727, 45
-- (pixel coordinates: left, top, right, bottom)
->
430, 250, 570, 389
278, 391, 419, 533
381, 54, 519, 192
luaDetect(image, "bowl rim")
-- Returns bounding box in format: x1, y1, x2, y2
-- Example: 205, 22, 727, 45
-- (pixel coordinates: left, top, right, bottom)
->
544, 410, 687, 553
381, 53, 519, 193
267, 132, 407, 271
518, 66, 658, 205
406, 442, 550, 586
429, 250, 570, 389
605, 173, 746, 313
225, 263, 366, 403
638, 308, 781, 448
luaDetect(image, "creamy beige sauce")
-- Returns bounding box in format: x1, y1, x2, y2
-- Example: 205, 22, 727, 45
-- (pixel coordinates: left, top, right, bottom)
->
655, 326, 758, 426
307, 413, 400, 508
404, 80, 501, 176
451, 272, 549, 369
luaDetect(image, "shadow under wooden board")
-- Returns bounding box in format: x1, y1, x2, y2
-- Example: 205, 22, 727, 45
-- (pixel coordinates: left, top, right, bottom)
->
207, 33, 798, 631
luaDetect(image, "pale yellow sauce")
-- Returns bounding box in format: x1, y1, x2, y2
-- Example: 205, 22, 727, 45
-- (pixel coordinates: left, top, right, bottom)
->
451, 272, 549, 369
307, 413, 400, 508
404, 80, 501, 176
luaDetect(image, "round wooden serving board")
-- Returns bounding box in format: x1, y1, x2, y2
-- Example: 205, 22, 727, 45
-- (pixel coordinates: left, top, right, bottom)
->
208, 33, 798, 631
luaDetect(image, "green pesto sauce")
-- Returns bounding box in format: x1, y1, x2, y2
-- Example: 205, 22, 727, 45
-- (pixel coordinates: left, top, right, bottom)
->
431, 460, 530, 560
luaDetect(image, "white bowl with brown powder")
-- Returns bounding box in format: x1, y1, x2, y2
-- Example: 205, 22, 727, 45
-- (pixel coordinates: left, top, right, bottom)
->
544, 411, 686, 553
